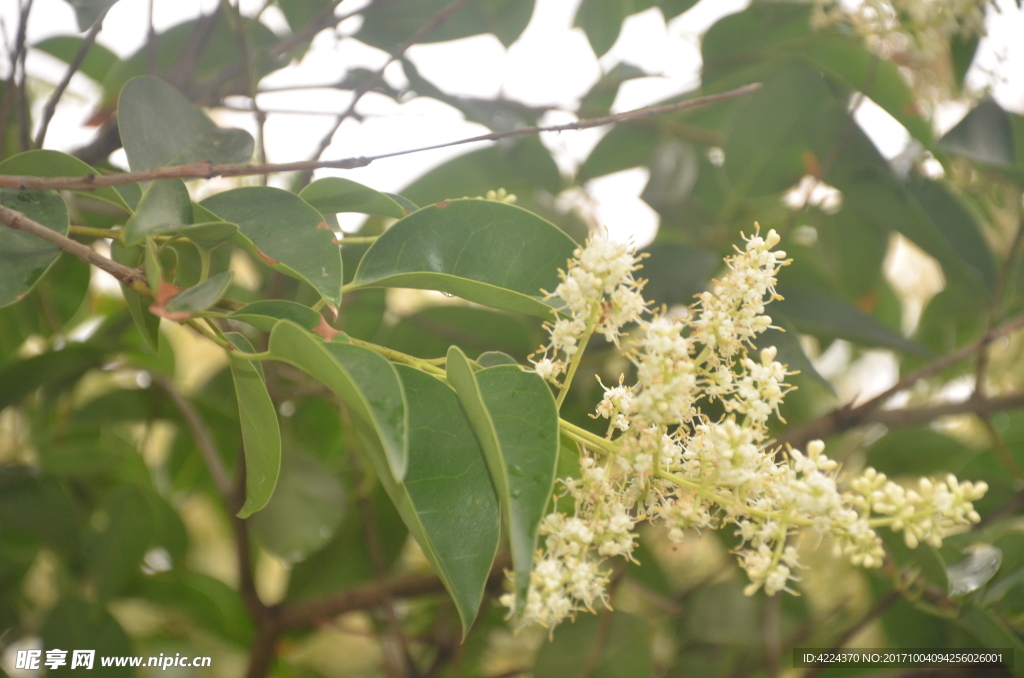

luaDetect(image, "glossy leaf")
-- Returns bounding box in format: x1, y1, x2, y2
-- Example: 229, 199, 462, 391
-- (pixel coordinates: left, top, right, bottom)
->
534, 611, 653, 678
117, 75, 254, 171
110, 239, 161, 351
267, 320, 408, 481
357, 365, 500, 636
299, 177, 409, 220
162, 271, 234, 317
226, 333, 281, 519
249, 452, 346, 563
352, 199, 577, 317
775, 287, 927, 355
201, 187, 343, 306
0, 149, 129, 211
937, 100, 1015, 167
446, 346, 559, 612
122, 179, 193, 245
227, 299, 322, 332
0, 188, 70, 308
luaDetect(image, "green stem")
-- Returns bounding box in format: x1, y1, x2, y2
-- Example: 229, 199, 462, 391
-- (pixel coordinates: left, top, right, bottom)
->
556, 306, 601, 410
199, 247, 211, 284
347, 336, 446, 376
311, 298, 327, 312
339, 236, 379, 245
69, 225, 123, 240
187, 319, 231, 348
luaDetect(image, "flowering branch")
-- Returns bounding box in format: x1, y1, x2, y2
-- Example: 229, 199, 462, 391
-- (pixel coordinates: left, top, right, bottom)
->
0, 84, 761, 192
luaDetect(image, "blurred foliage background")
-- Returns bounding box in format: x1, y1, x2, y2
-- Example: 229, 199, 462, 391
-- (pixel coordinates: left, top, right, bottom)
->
3, 0, 1024, 677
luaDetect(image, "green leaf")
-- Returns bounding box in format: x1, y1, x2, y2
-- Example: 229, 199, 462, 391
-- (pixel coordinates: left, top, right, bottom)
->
176, 221, 239, 249
574, 0, 628, 57
639, 243, 718, 308
578, 63, 648, 119
882, 529, 949, 594
117, 75, 254, 171
267, 320, 408, 481
0, 188, 70, 308
88, 486, 155, 599
0, 344, 104, 412
477, 351, 519, 367
137, 571, 253, 645
250, 452, 346, 563
64, 0, 122, 30
937, 100, 1015, 167
227, 299, 322, 332
201, 187, 344, 307
658, 0, 698, 19
866, 428, 977, 477
356, 365, 500, 636
357, 0, 535, 50
111, 239, 161, 351
352, 199, 577, 317
724, 65, 832, 196
227, 333, 281, 518
42, 599, 133, 676
958, 607, 1024, 677
122, 179, 193, 245
446, 347, 559, 612
161, 271, 234, 317
33, 36, 120, 83
774, 287, 927, 355
0, 468, 79, 551
299, 177, 409, 220
534, 611, 653, 678
383, 305, 540, 361
0, 149, 129, 211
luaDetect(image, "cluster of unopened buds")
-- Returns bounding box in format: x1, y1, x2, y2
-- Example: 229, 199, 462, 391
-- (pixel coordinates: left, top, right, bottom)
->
505, 226, 988, 629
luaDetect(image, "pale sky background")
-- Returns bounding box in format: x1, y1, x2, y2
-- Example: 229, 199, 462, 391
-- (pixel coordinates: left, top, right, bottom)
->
3, 0, 1023, 245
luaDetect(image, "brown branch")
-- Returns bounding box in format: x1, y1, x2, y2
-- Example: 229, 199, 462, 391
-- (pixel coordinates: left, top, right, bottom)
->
0, 203, 146, 287
0, 83, 761, 192
34, 8, 109, 148
280, 553, 510, 631
867, 390, 1024, 428
777, 312, 1024, 449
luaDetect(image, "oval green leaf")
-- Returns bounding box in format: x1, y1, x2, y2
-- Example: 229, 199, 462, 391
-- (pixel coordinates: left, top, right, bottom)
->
267, 320, 408, 480
299, 177, 409, 219
226, 332, 281, 519
446, 346, 558, 612
0, 188, 70, 308
123, 178, 193, 245
351, 199, 577, 317
357, 365, 500, 636
162, 271, 234, 317
227, 300, 322, 332
0, 149, 130, 211
118, 75, 254, 171
201, 187, 343, 307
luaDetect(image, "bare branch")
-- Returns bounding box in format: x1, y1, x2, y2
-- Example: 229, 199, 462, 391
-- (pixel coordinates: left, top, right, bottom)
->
0, 83, 761, 192
0, 203, 146, 287
35, 8, 110, 148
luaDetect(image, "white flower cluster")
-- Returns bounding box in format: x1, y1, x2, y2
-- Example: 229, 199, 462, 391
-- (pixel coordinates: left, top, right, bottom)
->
810, 0, 987, 59
507, 227, 988, 627
531, 232, 648, 384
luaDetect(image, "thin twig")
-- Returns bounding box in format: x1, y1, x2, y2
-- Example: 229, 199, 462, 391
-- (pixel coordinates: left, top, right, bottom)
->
0, 83, 762, 192
296, 0, 476, 188
0, 203, 147, 288
34, 8, 109, 148
777, 311, 1024, 449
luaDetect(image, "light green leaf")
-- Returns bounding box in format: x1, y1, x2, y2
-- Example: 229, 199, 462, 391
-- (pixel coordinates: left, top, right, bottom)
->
110, 240, 161, 351
176, 221, 239, 249
267, 320, 408, 480
299, 177, 409, 220
446, 346, 558, 612
0, 188, 70, 308
33, 36, 120, 83
249, 452, 346, 563
477, 351, 519, 367
0, 149, 129, 211
123, 179, 193, 245
227, 300, 322, 332
227, 333, 281, 519
351, 199, 577, 317
355, 365, 500, 636
117, 75, 254, 171
774, 287, 927, 355
162, 271, 233, 317
201, 187, 343, 307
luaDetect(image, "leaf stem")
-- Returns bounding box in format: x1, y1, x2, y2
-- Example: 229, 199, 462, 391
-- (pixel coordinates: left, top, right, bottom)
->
556, 306, 601, 410
347, 336, 447, 376
69, 225, 123, 240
